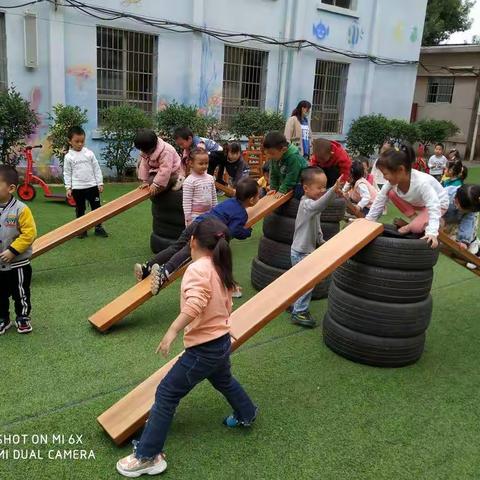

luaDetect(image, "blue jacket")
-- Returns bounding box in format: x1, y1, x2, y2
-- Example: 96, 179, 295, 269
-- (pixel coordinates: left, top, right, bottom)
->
196, 198, 251, 240
443, 185, 478, 244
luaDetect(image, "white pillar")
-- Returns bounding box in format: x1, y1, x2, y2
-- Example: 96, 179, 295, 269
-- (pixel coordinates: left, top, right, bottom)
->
48, 3, 65, 106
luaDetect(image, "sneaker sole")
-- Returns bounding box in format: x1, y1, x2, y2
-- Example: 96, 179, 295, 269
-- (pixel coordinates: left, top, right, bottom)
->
291, 319, 316, 328
17, 327, 32, 334
134, 264, 144, 283
150, 264, 161, 296
116, 459, 167, 477
0, 322, 12, 335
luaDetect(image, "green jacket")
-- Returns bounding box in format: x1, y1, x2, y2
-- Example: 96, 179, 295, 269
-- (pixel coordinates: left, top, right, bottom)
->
269, 145, 308, 194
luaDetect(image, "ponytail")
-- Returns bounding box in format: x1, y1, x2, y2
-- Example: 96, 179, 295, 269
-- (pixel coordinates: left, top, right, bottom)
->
191, 217, 236, 290
377, 142, 415, 172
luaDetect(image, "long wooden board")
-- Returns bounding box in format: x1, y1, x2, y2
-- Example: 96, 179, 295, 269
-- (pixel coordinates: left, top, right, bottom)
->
88, 192, 293, 332
438, 230, 480, 275
97, 219, 383, 444
32, 188, 150, 258
214, 182, 235, 197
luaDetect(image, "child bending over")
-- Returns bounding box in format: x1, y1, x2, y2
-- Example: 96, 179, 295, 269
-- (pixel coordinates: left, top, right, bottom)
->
343, 159, 378, 216
366, 144, 449, 249
290, 167, 342, 328
310, 138, 351, 187
263, 131, 308, 199
135, 129, 184, 196
134, 178, 259, 295
224, 142, 250, 188
117, 217, 257, 478
64, 126, 108, 238
0, 166, 37, 335
182, 149, 217, 226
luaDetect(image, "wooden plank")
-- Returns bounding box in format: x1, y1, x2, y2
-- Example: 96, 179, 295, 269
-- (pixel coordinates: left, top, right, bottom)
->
88, 192, 293, 332
97, 219, 383, 444
32, 188, 150, 259
214, 182, 235, 197
438, 230, 480, 272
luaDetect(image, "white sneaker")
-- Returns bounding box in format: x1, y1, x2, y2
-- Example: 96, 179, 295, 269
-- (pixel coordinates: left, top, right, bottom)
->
116, 452, 167, 477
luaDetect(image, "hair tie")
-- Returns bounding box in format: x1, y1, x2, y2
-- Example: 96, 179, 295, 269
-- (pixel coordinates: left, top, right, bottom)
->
215, 232, 225, 240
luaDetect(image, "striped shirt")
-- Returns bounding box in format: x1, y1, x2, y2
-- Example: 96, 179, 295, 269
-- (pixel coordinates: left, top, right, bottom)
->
182, 172, 217, 225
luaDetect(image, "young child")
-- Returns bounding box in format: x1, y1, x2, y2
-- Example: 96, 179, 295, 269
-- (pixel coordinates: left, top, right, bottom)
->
258, 162, 270, 198
428, 143, 448, 182
117, 217, 257, 478
173, 127, 225, 184
443, 184, 480, 269
448, 148, 461, 161
310, 138, 351, 187
0, 166, 37, 335
290, 167, 341, 328
182, 148, 217, 226
366, 144, 449, 249
263, 131, 308, 199
343, 159, 378, 216
135, 129, 184, 196
441, 160, 467, 188
224, 142, 250, 188
371, 140, 395, 190
359, 157, 374, 185
412, 145, 429, 174
64, 126, 108, 238
134, 178, 259, 295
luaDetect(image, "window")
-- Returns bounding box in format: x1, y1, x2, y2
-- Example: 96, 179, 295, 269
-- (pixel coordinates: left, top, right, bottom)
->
0, 13, 7, 91
96, 26, 157, 123
427, 77, 454, 103
221, 46, 268, 127
321, 0, 354, 9
311, 60, 349, 134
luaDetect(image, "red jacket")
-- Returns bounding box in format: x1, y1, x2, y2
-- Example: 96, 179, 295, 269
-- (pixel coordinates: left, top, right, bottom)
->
310, 140, 351, 181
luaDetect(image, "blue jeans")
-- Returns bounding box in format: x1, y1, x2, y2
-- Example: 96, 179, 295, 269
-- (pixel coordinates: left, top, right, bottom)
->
290, 249, 312, 314
135, 334, 256, 459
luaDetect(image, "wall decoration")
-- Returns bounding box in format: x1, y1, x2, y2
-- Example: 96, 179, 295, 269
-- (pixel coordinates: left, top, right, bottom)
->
312, 21, 330, 41
199, 35, 221, 117
393, 21, 406, 43
347, 20, 364, 48
66, 65, 94, 90
410, 26, 419, 43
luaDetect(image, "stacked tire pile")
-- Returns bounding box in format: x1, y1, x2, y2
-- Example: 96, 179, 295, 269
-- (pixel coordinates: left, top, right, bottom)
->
251, 197, 346, 299
150, 189, 185, 253
323, 227, 439, 367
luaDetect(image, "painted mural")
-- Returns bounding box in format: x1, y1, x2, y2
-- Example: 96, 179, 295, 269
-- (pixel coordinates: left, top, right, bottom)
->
199, 35, 222, 117
347, 20, 364, 48
312, 21, 330, 41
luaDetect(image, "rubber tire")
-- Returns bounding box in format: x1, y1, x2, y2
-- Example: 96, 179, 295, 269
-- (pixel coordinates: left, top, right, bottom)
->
323, 314, 425, 368
150, 188, 184, 212
250, 257, 330, 300
275, 197, 346, 223
150, 232, 175, 254
322, 222, 340, 241
258, 237, 292, 270
275, 198, 300, 218
353, 230, 440, 270
333, 259, 433, 304
17, 184, 36, 201
152, 204, 186, 229
327, 281, 432, 337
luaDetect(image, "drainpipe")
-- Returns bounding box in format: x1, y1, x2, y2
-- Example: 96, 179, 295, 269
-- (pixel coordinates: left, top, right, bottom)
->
469, 76, 480, 162
48, 2, 65, 106
277, 0, 295, 115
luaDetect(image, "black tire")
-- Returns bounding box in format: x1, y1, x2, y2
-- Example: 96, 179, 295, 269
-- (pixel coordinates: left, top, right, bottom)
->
327, 282, 432, 337
322, 222, 340, 241
323, 314, 425, 368
250, 257, 330, 300
258, 237, 292, 270
150, 232, 175, 254
151, 203, 185, 228
275, 198, 300, 218
353, 228, 440, 270
263, 213, 294, 244
150, 188, 184, 212
333, 259, 433, 304
320, 198, 346, 223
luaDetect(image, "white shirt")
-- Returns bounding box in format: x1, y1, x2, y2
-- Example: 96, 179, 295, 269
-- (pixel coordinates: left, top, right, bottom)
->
371, 158, 386, 186
366, 169, 449, 237
63, 147, 103, 190
428, 155, 447, 176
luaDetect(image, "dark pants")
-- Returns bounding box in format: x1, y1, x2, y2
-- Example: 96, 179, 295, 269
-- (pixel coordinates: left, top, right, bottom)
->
0, 265, 32, 320
208, 151, 227, 184
322, 165, 341, 188
72, 186, 103, 227
135, 334, 256, 459
147, 222, 196, 274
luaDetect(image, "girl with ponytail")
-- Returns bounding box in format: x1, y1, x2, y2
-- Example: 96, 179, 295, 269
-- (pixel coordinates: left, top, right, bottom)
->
117, 216, 257, 477
365, 143, 449, 249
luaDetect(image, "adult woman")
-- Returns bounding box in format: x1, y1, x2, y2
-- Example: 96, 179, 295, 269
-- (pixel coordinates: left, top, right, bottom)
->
284, 100, 312, 158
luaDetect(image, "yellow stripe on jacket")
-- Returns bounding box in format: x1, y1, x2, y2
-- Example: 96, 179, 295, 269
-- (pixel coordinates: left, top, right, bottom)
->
10, 206, 37, 254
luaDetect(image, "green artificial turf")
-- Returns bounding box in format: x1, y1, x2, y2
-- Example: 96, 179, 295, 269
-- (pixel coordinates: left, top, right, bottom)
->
1, 174, 480, 480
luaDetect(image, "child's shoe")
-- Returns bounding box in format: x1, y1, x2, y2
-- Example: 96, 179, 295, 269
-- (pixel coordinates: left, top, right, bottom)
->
116, 451, 167, 477
77, 231, 88, 239
223, 407, 258, 428
95, 225, 109, 237
232, 285, 243, 298
16, 317, 32, 334
150, 264, 169, 295
291, 311, 316, 328
0, 318, 11, 335
134, 263, 151, 282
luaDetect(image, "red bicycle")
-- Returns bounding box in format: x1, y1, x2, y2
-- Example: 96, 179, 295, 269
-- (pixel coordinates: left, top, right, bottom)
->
17, 145, 76, 207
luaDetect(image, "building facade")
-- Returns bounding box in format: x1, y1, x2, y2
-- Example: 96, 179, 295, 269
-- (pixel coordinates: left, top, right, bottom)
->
414, 45, 480, 161
0, 0, 427, 175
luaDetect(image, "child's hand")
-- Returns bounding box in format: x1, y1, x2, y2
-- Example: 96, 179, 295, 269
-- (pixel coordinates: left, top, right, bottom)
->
421, 234, 438, 249
98, 185, 104, 193
149, 183, 161, 196
458, 242, 468, 250
334, 178, 344, 194
66, 189, 73, 199
139, 182, 149, 190
274, 191, 285, 199
267, 189, 276, 196
0, 250, 15, 263
156, 329, 177, 358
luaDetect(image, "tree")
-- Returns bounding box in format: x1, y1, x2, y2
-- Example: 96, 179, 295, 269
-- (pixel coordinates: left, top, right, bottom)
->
229, 109, 285, 138
0, 87, 39, 166
414, 119, 459, 148
388, 119, 419, 145
100, 105, 153, 179
48, 104, 88, 164
346, 114, 391, 157
422, 0, 474, 46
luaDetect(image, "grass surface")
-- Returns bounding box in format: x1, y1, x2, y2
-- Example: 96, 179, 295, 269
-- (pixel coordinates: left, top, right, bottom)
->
1, 173, 480, 480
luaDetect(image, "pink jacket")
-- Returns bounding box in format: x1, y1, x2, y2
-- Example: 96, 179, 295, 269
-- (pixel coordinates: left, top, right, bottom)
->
137, 137, 183, 188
